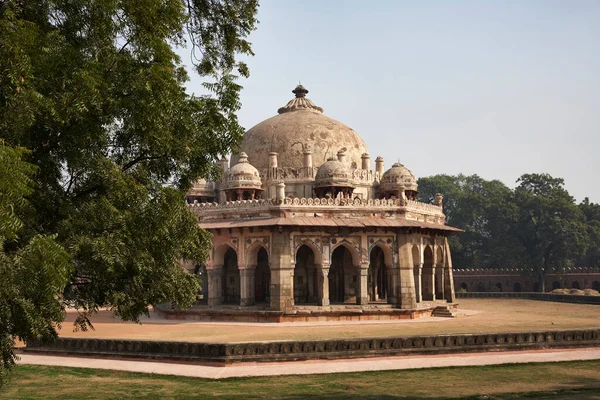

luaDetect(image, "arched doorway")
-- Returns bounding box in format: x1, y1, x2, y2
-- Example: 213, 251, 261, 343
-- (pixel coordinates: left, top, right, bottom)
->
572, 281, 580, 289
495, 282, 503, 292
254, 248, 270, 303
460, 282, 468, 291
552, 281, 561, 290
513, 282, 522, 292
223, 248, 240, 304
593, 281, 600, 291
294, 245, 318, 304
368, 246, 388, 302
329, 246, 356, 304
194, 264, 208, 304
422, 246, 434, 301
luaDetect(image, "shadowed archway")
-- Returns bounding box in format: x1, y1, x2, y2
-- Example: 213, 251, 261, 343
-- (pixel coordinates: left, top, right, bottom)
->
254, 248, 270, 303
368, 246, 389, 302
222, 248, 240, 304
294, 245, 318, 304
329, 246, 357, 304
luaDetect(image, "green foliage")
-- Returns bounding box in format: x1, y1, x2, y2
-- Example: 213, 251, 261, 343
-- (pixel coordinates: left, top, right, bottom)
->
513, 174, 587, 291
0, 0, 258, 385
0, 141, 71, 385
419, 173, 593, 292
418, 174, 521, 269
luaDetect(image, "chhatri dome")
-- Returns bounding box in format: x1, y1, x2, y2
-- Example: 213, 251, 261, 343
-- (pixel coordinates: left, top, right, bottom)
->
239, 85, 369, 170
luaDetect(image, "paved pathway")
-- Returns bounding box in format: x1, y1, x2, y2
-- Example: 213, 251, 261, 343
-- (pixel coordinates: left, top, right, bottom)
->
16, 347, 600, 379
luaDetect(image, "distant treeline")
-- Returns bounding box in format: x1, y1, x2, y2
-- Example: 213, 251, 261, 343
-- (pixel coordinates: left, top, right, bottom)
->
417, 174, 600, 292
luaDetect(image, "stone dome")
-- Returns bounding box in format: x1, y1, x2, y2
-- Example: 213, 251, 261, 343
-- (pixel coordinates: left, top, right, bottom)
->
239, 85, 369, 170
315, 157, 355, 188
380, 162, 418, 193
223, 152, 262, 190
189, 178, 216, 197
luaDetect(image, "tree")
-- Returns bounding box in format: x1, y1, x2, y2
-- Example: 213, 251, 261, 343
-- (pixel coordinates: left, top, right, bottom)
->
0, 141, 71, 384
417, 174, 522, 269
0, 0, 258, 384
512, 174, 588, 292
576, 198, 600, 268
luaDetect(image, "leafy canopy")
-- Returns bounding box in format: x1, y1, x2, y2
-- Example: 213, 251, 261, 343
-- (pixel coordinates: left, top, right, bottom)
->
0, 0, 258, 385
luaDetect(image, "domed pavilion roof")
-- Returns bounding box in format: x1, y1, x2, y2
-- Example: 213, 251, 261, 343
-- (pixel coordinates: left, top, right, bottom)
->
239, 85, 369, 170
222, 152, 262, 190
380, 162, 418, 192
188, 178, 216, 197
315, 157, 355, 188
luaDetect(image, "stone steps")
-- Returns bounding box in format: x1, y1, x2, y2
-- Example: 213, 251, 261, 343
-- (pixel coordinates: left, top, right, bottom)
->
432, 305, 461, 318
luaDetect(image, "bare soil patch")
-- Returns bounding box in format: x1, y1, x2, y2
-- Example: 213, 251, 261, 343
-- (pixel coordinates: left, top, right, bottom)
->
57, 299, 600, 343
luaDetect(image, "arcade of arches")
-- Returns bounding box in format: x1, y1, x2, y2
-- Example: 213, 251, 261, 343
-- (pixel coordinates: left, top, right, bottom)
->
192, 228, 455, 312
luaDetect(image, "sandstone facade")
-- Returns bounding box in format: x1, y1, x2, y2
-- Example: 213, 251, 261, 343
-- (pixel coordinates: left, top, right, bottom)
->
186, 86, 460, 315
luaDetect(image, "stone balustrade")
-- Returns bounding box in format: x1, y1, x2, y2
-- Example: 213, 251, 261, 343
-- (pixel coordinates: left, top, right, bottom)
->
188, 197, 444, 210
405, 199, 444, 215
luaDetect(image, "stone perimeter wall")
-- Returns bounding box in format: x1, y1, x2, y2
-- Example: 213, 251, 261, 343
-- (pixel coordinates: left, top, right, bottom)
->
456, 292, 600, 305
25, 328, 600, 364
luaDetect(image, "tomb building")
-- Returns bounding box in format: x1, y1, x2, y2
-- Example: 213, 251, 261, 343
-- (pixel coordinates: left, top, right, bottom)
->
183, 85, 461, 320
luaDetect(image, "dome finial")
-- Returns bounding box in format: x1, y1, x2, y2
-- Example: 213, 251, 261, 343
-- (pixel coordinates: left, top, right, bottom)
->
292, 84, 308, 98
278, 84, 323, 114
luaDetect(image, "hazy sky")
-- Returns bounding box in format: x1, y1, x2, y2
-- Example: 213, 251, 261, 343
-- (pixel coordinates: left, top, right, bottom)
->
183, 0, 600, 202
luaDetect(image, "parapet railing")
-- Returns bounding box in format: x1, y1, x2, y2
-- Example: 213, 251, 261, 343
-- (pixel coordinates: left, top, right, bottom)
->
188, 197, 445, 211
454, 267, 600, 275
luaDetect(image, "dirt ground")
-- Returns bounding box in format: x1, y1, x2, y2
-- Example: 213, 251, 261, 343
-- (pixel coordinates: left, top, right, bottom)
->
56, 299, 600, 343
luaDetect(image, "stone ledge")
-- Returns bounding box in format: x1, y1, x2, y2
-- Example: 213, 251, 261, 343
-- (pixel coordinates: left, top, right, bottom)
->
154, 305, 432, 322
24, 329, 600, 364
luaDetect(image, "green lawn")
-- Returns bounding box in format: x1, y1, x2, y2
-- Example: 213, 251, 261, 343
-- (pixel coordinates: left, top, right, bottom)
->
2, 361, 600, 399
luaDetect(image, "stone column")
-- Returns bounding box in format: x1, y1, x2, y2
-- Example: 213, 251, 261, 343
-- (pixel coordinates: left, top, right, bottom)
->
422, 264, 436, 301
414, 263, 423, 303
397, 235, 417, 309
435, 263, 445, 300
317, 264, 330, 306
270, 228, 293, 311
207, 267, 223, 306
386, 265, 397, 304
444, 239, 456, 303
357, 262, 369, 305
239, 267, 254, 306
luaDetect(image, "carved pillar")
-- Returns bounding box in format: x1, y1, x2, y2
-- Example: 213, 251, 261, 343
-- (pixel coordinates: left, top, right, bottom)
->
444, 238, 456, 302
422, 264, 436, 301
357, 262, 369, 305
414, 263, 423, 303
239, 267, 254, 306
317, 264, 330, 306
435, 263, 445, 300
385, 265, 396, 304
207, 267, 223, 306
397, 235, 417, 309
270, 228, 293, 311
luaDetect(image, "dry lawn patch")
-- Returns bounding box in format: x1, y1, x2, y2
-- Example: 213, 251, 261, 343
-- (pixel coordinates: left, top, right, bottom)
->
57, 299, 600, 343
